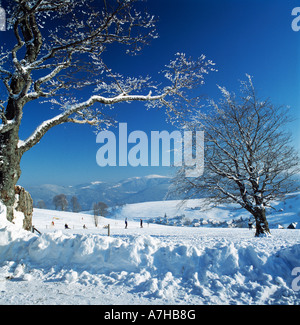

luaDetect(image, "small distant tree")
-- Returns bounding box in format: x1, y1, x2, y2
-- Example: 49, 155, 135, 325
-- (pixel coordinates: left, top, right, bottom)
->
93, 201, 108, 227
37, 200, 46, 209
172, 76, 299, 237
95, 201, 109, 216
53, 194, 68, 211
71, 196, 81, 213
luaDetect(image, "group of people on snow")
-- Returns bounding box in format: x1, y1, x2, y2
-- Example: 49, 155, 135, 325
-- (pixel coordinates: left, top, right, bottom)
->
51, 217, 145, 230
125, 218, 144, 229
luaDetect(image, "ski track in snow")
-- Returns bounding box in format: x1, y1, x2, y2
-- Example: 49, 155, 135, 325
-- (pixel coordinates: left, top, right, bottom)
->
0, 205, 300, 305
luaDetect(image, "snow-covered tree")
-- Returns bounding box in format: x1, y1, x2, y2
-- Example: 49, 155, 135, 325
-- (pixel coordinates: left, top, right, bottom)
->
171, 76, 299, 237
71, 196, 81, 213
0, 0, 215, 226
53, 193, 67, 211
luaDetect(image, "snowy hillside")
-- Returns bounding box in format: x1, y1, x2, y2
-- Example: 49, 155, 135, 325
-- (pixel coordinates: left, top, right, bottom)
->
111, 192, 300, 229
0, 198, 300, 305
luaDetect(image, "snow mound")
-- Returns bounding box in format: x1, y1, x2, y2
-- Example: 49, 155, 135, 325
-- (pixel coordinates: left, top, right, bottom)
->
1, 200, 299, 304
0, 199, 25, 229
0, 223, 299, 304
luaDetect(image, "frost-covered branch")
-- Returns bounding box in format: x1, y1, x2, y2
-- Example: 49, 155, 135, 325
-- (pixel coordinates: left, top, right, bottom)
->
18, 90, 170, 153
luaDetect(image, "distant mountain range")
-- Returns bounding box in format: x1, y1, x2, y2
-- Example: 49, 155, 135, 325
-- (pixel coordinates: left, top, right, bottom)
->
25, 173, 300, 212
25, 175, 181, 211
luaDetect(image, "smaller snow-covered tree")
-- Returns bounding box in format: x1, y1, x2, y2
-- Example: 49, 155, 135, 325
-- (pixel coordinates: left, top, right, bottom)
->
93, 201, 108, 227
71, 196, 81, 213
37, 200, 46, 209
171, 76, 299, 237
93, 201, 108, 216
53, 193, 68, 211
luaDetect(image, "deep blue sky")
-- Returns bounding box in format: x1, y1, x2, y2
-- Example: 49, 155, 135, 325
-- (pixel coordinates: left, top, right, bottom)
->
1, 0, 300, 186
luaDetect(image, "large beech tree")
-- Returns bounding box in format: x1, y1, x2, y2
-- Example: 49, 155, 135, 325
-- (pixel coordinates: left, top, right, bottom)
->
171, 76, 299, 237
0, 0, 215, 225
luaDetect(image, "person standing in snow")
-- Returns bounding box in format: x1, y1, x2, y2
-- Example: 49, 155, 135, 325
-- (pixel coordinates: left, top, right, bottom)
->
248, 218, 253, 230
140, 219, 143, 228
125, 218, 128, 229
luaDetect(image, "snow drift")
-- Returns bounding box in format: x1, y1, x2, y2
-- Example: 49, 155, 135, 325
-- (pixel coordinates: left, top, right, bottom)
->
1, 199, 300, 304
0, 218, 300, 304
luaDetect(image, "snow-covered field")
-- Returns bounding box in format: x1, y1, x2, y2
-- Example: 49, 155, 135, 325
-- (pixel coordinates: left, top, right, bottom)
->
0, 198, 300, 305
112, 193, 300, 229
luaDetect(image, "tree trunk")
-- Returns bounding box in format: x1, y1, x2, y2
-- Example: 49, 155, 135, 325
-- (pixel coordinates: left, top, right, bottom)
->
253, 207, 270, 237
15, 185, 33, 230
0, 71, 33, 228
0, 127, 22, 222
0, 132, 33, 230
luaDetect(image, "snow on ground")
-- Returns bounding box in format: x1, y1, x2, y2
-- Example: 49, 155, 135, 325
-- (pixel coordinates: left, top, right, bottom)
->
112, 192, 300, 229
0, 200, 300, 305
